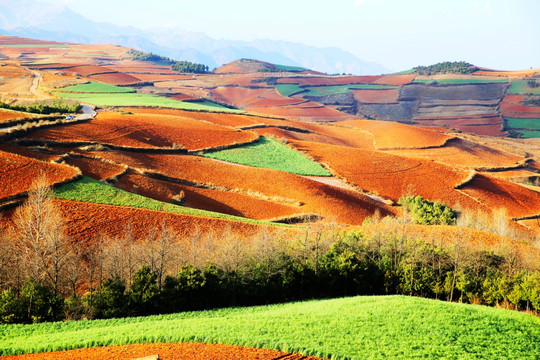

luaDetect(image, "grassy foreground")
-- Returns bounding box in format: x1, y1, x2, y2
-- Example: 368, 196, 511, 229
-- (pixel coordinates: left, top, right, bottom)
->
0, 296, 538, 358
57, 81, 135, 93
53, 176, 285, 226
204, 136, 331, 176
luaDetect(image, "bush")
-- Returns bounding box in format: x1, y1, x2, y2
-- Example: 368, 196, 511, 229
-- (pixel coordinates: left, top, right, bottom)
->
414, 61, 477, 75
398, 195, 457, 225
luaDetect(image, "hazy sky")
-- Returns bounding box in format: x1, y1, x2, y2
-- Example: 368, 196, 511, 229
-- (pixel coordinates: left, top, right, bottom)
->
40, 0, 539, 71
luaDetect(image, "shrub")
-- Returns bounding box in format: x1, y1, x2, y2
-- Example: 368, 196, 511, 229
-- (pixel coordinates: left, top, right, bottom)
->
398, 195, 457, 225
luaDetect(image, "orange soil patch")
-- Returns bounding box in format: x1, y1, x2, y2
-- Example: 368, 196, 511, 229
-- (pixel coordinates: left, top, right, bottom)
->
473, 68, 539, 77
373, 74, 415, 85
168, 93, 200, 101
200, 74, 269, 87
414, 116, 503, 126
246, 104, 354, 122
115, 170, 302, 220
291, 140, 482, 211
23, 111, 259, 151
209, 86, 304, 108
452, 124, 506, 137
0, 150, 78, 200
64, 156, 126, 181
351, 89, 400, 103
63, 65, 113, 76
484, 169, 539, 181
0, 63, 28, 78
88, 72, 141, 86
0, 108, 33, 123
276, 76, 382, 86
131, 73, 190, 82
89, 150, 396, 225
337, 119, 453, 149
0, 144, 65, 162
41, 71, 85, 88
460, 173, 540, 218
384, 138, 524, 169
362, 223, 540, 268
2, 342, 325, 360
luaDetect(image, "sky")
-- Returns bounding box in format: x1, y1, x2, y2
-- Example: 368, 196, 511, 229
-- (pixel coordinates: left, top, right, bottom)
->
39, 0, 539, 71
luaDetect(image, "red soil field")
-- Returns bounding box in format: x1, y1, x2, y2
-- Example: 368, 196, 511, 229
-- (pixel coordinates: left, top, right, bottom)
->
63, 65, 114, 76
0, 150, 78, 201
373, 74, 416, 85
0, 63, 28, 78
200, 74, 270, 87
246, 103, 354, 122
501, 102, 540, 116
460, 173, 540, 218
276, 76, 382, 86
414, 116, 503, 126
167, 93, 200, 102
88, 150, 397, 225
115, 170, 302, 221
88, 72, 141, 85
119, 107, 275, 128
0, 108, 32, 123
383, 138, 524, 169
2, 342, 325, 360
351, 89, 400, 103
452, 124, 506, 137
209, 86, 304, 108
473, 68, 539, 77
484, 169, 539, 181
337, 119, 453, 149
130, 73, 191, 82
23, 111, 259, 151
64, 156, 126, 181
291, 140, 483, 211
0, 144, 65, 163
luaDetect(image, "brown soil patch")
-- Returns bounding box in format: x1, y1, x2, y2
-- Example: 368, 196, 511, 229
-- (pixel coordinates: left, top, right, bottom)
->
351, 89, 400, 103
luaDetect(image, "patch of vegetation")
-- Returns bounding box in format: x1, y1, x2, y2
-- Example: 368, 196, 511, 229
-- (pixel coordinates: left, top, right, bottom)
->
506, 117, 540, 130
129, 49, 208, 73
304, 84, 396, 97
55, 92, 242, 113
515, 130, 540, 138
53, 176, 282, 226
171, 61, 209, 74
398, 195, 457, 225
2, 295, 539, 358
0, 98, 80, 114
413, 77, 509, 85
527, 79, 538, 88
204, 136, 331, 176
261, 64, 308, 72
56, 81, 135, 94
522, 96, 540, 106
414, 61, 478, 75
391, 68, 416, 75
275, 83, 305, 97
508, 80, 540, 95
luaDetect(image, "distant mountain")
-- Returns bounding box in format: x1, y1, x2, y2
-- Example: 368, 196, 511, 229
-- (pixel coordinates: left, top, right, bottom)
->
0, 0, 389, 75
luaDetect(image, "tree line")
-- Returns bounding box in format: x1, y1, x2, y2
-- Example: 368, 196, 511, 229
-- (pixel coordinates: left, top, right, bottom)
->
0, 177, 539, 323
414, 61, 478, 75
128, 49, 209, 74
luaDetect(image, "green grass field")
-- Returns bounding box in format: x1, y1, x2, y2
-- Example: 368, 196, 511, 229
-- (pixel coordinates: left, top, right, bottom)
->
515, 130, 540, 138
275, 83, 305, 97
57, 81, 135, 93
506, 117, 540, 130
303, 84, 397, 97
508, 80, 540, 95
55, 92, 243, 113
204, 136, 331, 176
274, 64, 308, 72
413, 78, 509, 84
53, 176, 284, 226
1, 296, 538, 359
390, 68, 416, 75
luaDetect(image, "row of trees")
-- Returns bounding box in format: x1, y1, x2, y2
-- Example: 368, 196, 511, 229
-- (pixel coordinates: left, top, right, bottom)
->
0, 178, 539, 323
414, 61, 477, 75
0, 98, 81, 114
128, 49, 209, 74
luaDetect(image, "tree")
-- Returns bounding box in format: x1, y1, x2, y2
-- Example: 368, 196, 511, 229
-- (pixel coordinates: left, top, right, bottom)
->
130, 265, 158, 316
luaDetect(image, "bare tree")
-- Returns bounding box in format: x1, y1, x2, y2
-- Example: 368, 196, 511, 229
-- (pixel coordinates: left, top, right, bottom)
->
144, 222, 177, 289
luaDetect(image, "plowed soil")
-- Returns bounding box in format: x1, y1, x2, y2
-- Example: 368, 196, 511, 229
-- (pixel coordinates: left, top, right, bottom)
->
291, 140, 483, 210
452, 124, 506, 137
209, 86, 304, 107
63, 156, 126, 181
0, 144, 65, 162
373, 74, 416, 86
0, 150, 78, 200
0, 109, 33, 123
88, 150, 397, 225
276, 76, 382, 86
460, 173, 540, 218
88, 72, 141, 85
115, 170, 302, 220
63, 65, 113, 76
23, 111, 259, 151
246, 104, 354, 122
351, 89, 400, 103
1, 342, 325, 360
337, 119, 453, 149
384, 138, 524, 169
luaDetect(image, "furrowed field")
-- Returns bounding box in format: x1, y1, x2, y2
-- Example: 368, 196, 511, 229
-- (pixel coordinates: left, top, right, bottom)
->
1, 296, 538, 359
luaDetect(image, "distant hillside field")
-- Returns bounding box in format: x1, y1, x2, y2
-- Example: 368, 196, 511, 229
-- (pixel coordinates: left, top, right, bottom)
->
1, 296, 538, 359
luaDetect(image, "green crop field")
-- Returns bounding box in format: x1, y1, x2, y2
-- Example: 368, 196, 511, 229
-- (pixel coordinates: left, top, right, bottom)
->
53, 176, 284, 226
1, 296, 538, 359
275, 84, 305, 97
55, 92, 243, 113
391, 68, 416, 75
304, 84, 396, 97
57, 81, 135, 93
515, 130, 540, 138
204, 136, 331, 176
274, 64, 308, 72
508, 80, 540, 95
506, 117, 540, 130
413, 78, 509, 84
